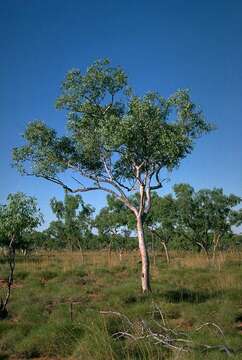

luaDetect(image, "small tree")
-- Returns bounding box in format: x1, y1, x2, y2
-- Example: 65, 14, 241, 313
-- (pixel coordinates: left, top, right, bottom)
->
13, 59, 212, 292
0, 193, 42, 318
173, 184, 242, 258
48, 192, 94, 252
146, 193, 177, 264
95, 194, 131, 260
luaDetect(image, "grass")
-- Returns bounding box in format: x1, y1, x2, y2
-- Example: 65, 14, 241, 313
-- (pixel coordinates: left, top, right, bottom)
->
0, 249, 242, 359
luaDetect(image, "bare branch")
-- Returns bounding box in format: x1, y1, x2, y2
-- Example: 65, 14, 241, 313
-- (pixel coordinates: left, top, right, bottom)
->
150, 168, 169, 191
100, 310, 133, 327
196, 322, 225, 338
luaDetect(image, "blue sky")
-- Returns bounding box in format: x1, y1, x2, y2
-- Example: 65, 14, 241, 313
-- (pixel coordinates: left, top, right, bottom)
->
1, 0, 242, 226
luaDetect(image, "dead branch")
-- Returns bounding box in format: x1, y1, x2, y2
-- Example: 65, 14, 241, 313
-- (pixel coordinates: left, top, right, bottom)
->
100, 307, 234, 357
196, 322, 225, 337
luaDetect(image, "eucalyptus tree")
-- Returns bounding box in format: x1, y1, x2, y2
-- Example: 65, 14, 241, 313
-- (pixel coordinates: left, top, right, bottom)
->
95, 195, 130, 240
146, 193, 178, 264
0, 193, 42, 318
173, 184, 241, 258
13, 59, 212, 292
49, 192, 94, 251
95, 194, 131, 261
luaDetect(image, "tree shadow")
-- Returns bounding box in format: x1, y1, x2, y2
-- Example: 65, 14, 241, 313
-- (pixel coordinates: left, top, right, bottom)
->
163, 288, 216, 303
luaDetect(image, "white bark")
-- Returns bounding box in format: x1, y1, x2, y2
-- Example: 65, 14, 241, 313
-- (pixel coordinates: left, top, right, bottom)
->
161, 241, 170, 265
136, 216, 151, 293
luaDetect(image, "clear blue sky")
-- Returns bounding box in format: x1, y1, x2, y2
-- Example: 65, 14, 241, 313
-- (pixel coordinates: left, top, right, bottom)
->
1, 0, 242, 226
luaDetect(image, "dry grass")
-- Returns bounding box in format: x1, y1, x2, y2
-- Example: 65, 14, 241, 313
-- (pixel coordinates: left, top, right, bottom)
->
1, 249, 242, 359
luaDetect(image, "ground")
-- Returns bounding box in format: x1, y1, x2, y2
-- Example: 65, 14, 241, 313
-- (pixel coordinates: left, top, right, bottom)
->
0, 249, 242, 359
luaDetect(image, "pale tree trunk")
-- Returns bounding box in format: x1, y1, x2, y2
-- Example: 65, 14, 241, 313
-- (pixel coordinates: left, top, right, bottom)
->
161, 241, 170, 265
212, 233, 221, 265
196, 242, 209, 262
151, 231, 156, 267
78, 243, 84, 265
150, 229, 170, 266
108, 239, 112, 267
119, 249, 122, 262
136, 216, 151, 293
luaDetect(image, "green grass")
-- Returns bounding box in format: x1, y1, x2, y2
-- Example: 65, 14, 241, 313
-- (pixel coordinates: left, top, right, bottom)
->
0, 250, 242, 359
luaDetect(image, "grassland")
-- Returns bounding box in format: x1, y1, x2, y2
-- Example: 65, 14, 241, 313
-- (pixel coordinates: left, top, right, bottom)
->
0, 249, 242, 359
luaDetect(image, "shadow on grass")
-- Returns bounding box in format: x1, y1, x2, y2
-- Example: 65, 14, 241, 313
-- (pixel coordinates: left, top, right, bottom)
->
0, 355, 9, 360
163, 288, 218, 303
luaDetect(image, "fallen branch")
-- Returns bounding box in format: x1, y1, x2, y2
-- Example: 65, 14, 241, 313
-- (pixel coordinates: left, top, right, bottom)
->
196, 322, 225, 337
100, 306, 234, 357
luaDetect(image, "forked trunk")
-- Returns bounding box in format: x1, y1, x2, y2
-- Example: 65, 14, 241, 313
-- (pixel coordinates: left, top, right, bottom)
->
136, 216, 151, 293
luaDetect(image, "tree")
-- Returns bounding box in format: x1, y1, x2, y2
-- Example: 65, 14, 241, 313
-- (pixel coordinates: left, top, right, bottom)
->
145, 193, 177, 264
173, 184, 242, 258
22, 230, 49, 252
13, 59, 212, 292
95, 194, 131, 261
0, 193, 42, 318
48, 192, 94, 252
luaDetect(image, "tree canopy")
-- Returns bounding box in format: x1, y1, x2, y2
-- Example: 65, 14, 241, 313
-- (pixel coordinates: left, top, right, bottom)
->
0, 192, 43, 248
12, 58, 213, 292
13, 59, 212, 217
47, 192, 94, 250
172, 184, 242, 251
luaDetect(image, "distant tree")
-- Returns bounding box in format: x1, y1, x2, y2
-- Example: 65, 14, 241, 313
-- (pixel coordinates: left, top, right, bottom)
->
145, 193, 177, 264
0, 193, 42, 318
47, 192, 94, 252
22, 231, 48, 252
45, 221, 66, 250
173, 184, 242, 260
13, 59, 212, 292
95, 195, 131, 260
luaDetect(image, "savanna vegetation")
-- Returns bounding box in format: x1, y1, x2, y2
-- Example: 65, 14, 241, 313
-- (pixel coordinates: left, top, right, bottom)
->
1, 59, 242, 359
1, 250, 242, 359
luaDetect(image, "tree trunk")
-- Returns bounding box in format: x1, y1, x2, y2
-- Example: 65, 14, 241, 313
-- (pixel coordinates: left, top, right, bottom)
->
196, 242, 209, 262
151, 231, 156, 267
161, 241, 170, 265
136, 216, 151, 293
0, 235, 16, 319
119, 249, 122, 262
78, 244, 84, 265
108, 240, 112, 267
212, 233, 220, 265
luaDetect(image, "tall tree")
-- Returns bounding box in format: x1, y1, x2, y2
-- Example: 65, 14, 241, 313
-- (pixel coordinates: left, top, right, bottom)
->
0, 193, 42, 318
13, 59, 212, 292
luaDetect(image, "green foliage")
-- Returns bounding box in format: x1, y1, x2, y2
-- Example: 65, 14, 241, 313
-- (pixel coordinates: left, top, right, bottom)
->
172, 184, 241, 251
0, 193, 43, 249
13, 58, 212, 215
46, 192, 94, 250
94, 194, 132, 249
93, 185, 242, 253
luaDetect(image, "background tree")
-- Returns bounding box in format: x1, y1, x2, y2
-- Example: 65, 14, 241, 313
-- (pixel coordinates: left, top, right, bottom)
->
173, 184, 242, 258
48, 192, 94, 253
95, 194, 131, 261
21, 230, 49, 252
13, 59, 212, 292
0, 193, 42, 318
145, 193, 177, 264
